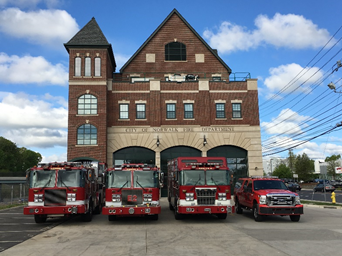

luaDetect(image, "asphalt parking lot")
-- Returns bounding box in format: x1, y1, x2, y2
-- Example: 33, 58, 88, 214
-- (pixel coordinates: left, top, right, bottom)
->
1, 198, 342, 256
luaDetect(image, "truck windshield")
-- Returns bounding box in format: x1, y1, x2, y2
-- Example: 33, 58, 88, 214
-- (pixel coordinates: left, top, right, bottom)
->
206, 170, 230, 185
107, 171, 131, 189
57, 170, 84, 187
253, 180, 288, 190
133, 171, 158, 188
30, 170, 55, 188
180, 170, 205, 186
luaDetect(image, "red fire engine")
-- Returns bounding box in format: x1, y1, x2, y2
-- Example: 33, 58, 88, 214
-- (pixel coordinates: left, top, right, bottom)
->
168, 157, 234, 220
102, 163, 162, 221
24, 162, 105, 223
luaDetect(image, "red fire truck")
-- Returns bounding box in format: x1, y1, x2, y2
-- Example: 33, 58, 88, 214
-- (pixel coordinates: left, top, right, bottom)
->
102, 163, 162, 221
168, 157, 234, 220
24, 162, 105, 223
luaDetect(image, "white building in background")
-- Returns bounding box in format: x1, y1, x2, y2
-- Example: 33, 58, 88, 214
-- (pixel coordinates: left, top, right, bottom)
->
262, 158, 284, 175
314, 159, 342, 176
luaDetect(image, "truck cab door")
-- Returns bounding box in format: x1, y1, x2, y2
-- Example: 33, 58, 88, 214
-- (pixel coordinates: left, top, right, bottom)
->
244, 180, 253, 208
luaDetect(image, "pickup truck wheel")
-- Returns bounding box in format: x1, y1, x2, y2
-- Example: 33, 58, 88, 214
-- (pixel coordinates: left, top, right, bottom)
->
290, 215, 300, 222
253, 204, 263, 222
235, 200, 243, 214
34, 214, 47, 223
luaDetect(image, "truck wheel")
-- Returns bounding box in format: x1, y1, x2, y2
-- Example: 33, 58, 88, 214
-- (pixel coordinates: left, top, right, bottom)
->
93, 197, 102, 215
235, 200, 243, 214
217, 213, 227, 219
34, 214, 47, 223
253, 204, 263, 222
169, 201, 174, 211
290, 215, 300, 222
82, 203, 93, 222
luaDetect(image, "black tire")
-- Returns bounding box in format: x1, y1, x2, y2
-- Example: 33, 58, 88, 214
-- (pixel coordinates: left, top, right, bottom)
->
290, 215, 300, 222
235, 200, 243, 214
217, 213, 227, 219
108, 215, 117, 221
169, 202, 174, 211
82, 203, 93, 222
253, 204, 263, 222
34, 214, 47, 223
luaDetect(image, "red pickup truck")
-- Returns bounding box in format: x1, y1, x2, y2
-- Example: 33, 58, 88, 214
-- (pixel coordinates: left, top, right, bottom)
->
234, 176, 303, 222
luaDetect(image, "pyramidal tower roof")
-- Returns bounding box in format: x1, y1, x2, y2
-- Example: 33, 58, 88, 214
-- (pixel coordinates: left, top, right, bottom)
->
64, 17, 116, 70
65, 17, 109, 46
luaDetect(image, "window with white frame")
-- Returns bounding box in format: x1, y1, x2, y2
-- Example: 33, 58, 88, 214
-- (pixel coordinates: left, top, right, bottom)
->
77, 124, 97, 145
75, 57, 81, 76
95, 57, 101, 76
85, 57, 91, 76
184, 103, 193, 119
232, 103, 242, 118
120, 104, 129, 119
166, 103, 176, 119
78, 94, 97, 115
216, 103, 225, 118
136, 104, 146, 119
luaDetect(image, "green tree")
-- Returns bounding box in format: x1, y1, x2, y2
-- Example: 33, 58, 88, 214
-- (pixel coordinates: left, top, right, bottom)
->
0, 136, 42, 176
272, 163, 293, 179
325, 154, 341, 180
295, 153, 314, 181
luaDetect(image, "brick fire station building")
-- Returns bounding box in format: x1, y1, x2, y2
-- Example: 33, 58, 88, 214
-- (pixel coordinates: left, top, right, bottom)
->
64, 9, 263, 186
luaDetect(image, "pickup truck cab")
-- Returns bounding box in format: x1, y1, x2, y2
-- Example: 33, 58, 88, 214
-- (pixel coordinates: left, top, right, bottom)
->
234, 176, 303, 222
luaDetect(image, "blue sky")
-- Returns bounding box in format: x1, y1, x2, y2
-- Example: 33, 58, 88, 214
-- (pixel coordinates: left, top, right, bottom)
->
1, 0, 342, 163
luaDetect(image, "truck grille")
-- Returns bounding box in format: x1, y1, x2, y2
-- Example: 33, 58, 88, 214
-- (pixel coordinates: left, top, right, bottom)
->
196, 188, 216, 205
44, 189, 66, 206
122, 190, 143, 205
267, 193, 296, 206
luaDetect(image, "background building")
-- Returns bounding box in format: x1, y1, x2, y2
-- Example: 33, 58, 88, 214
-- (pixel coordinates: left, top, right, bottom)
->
64, 9, 263, 194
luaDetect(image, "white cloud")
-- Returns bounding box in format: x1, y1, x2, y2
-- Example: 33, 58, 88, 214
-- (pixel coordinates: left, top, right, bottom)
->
0, 8, 79, 48
115, 53, 131, 71
0, 92, 67, 129
42, 151, 67, 162
264, 63, 324, 94
262, 108, 309, 135
0, 53, 68, 85
203, 13, 332, 54
0, 92, 67, 150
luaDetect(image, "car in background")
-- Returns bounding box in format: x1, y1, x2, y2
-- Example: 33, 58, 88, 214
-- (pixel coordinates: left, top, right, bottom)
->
287, 183, 302, 192
313, 183, 335, 192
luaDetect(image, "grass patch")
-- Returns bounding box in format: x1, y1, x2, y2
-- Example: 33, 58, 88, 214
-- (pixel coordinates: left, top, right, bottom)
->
301, 199, 342, 207
0, 203, 25, 210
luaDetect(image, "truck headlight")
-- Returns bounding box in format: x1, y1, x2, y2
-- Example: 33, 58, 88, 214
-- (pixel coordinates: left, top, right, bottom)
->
259, 195, 267, 205
186, 193, 194, 201
144, 193, 152, 202
295, 196, 301, 205
218, 193, 227, 201
67, 193, 76, 202
34, 194, 43, 203
112, 194, 121, 202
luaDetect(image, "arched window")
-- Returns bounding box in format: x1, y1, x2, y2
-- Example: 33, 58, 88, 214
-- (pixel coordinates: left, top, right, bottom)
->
95, 57, 101, 76
165, 42, 186, 61
85, 57, 91, 76
77, 124, 97, 145
78, 94, 97, 115
75, 57, 81, 76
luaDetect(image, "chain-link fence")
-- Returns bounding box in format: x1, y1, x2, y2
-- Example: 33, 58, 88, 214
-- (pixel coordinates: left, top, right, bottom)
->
0, 183, 28, 206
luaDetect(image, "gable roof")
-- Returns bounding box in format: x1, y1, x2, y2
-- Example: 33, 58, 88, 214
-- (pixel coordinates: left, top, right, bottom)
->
64, 17, 116, 70
120, 8, 231, 73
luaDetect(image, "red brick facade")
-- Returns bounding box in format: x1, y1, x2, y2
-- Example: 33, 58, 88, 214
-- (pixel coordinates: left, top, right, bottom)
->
65, 9, 262, 173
